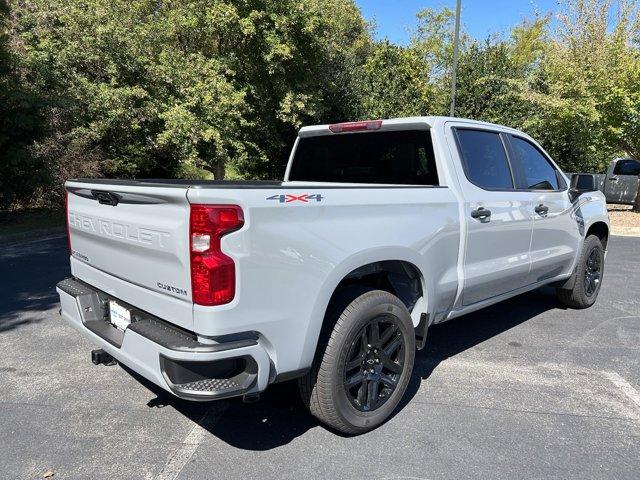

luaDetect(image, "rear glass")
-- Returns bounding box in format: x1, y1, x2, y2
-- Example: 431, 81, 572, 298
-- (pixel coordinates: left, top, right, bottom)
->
288, 130, 439, 185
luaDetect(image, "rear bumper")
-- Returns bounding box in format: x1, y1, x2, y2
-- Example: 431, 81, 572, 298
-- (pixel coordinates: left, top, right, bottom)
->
56, 277, 271, 401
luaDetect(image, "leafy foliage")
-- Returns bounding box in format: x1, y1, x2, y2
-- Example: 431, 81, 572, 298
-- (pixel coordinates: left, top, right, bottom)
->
0, 0, 48, 208
361, 40, 435, 118
11, 0, 371, 186
2, 0, 639, 209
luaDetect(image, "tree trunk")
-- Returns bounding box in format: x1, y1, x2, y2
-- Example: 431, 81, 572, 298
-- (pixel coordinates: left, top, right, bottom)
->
633, 175, 640, 213
213, 162, 225, 181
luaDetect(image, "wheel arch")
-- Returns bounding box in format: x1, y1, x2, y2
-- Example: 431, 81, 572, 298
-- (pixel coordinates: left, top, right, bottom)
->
554, 219, 609, 292
586, 221, 609, 250
299, 248, 431, 369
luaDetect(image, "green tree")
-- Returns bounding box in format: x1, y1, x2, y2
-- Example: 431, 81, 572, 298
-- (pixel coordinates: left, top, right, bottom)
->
453, 39, 534, 126
13, 0, 371, 184
0, 0, 48, 208
355, 8, 456, 120
228, 0, 372, 178
360, 40, 435, 118
5, 0, 640, 211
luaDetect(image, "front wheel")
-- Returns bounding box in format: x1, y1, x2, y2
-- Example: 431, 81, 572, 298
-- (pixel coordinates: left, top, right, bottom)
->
556, 234, 605, 308
299, 289, 415, 434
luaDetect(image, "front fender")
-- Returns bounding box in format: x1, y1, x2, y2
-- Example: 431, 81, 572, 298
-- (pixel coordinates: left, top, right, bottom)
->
575, 192, 610, 242
558, 193, 609, 290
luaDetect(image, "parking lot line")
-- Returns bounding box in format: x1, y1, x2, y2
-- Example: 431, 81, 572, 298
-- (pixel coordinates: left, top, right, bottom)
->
155, 409, 218, 480
602, 371, 640, 410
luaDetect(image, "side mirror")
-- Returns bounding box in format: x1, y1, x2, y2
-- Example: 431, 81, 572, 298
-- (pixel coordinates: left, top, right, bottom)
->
569, 174, 597, 202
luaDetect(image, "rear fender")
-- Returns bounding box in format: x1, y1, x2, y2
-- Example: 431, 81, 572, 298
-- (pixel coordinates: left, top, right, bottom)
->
299, 247, 432, 369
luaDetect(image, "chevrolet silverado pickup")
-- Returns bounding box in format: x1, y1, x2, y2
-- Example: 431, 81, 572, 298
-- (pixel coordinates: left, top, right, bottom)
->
57, 116, 610, 434
601, 157, 639, 205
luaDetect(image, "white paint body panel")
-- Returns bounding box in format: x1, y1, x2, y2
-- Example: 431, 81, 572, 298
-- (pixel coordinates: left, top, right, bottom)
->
65, 184, 193, 329
188, 185, 460, 372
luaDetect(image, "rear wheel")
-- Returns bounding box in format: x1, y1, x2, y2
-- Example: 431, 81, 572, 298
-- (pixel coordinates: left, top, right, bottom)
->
556, 234, 605, 308
299, 289, 415, 434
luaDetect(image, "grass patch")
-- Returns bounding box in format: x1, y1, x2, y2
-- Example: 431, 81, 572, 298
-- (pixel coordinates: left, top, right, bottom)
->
0, 209, 65, 237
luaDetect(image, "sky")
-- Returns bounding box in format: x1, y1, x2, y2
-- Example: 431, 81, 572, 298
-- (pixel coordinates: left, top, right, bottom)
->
354, 0, 560, 44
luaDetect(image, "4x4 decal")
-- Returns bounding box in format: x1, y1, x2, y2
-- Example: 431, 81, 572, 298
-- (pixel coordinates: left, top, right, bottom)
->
267, 194, 324, 203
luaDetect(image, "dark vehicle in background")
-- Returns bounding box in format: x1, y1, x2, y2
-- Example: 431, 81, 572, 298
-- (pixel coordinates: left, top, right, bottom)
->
569, 157, 639, 205
602, 157, 639, 205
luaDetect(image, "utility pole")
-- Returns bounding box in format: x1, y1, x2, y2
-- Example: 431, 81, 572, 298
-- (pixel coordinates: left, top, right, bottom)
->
450, 0, 462, 117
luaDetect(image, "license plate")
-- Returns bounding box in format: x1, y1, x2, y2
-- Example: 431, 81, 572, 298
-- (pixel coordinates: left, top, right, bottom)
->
109, 301, 131, 331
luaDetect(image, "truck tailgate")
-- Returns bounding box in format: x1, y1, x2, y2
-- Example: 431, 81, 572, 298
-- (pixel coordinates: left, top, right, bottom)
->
66, 181, 192, 329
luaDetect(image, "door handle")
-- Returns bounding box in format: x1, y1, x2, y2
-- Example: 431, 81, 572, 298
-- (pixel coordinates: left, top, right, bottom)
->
471, 207, 491, 220
609, 177, 619, 182
534, 204, 549, 215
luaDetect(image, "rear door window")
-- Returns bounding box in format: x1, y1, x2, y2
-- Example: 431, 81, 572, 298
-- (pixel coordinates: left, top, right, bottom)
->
288, 130, 439, 185
455, 129, 514, 190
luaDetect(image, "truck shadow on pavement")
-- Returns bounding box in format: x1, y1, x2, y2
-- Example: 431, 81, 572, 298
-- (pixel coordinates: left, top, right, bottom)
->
135, 288, 561, 450
396, 287, 562, 414
127, 366, 317, 450
0, 236, 70, 333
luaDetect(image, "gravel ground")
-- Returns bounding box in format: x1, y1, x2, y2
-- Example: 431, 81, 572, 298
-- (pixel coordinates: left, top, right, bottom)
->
607, 204, 640, 228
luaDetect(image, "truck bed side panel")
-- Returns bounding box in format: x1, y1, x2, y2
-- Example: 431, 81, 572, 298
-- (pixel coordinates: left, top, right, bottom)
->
188, 186, 460, 374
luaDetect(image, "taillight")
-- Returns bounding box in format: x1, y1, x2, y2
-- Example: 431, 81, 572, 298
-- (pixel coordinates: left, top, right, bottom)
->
328, 120, 382, 133
65, 190, 72, 254
189, 205, 244, 306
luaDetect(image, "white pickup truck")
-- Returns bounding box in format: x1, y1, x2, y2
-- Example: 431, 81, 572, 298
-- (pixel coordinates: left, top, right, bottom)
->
57, 116, 609, 434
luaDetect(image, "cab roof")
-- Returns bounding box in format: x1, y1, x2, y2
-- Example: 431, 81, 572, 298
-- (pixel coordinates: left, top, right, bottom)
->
298, 116, 523, 137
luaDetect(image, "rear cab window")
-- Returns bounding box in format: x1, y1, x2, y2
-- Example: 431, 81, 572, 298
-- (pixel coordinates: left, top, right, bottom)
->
288, 130, 439, 185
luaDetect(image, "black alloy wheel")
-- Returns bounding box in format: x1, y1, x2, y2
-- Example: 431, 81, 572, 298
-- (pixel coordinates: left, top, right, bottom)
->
556, 234, 605, 309
343, 316, 405, 412
298, 289, 416, 434
584, 246, 602, 297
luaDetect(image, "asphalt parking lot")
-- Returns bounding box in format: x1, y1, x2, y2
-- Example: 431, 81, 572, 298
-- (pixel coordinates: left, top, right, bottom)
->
1, 234, 639, 480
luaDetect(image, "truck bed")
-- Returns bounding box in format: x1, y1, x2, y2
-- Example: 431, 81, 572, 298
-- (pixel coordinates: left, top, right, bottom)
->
65, 177, 460, 365
69, 178, 439, 189
68, 178, 284, 188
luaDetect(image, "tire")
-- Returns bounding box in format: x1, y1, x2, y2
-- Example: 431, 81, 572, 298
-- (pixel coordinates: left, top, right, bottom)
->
556, 234, 605, 309
299, 289, 415, 434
